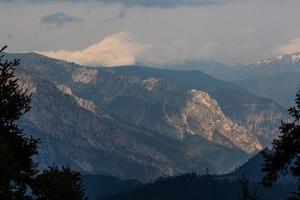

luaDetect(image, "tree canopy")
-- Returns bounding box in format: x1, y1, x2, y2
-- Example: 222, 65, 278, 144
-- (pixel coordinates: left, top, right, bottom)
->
0, 45, 39, 200
262, 90, 300, 199
0, 46, 86, 200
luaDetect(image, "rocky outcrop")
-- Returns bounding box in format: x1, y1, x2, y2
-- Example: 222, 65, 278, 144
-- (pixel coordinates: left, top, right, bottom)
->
72, 67, 98, 84
57, 84, 97, 112
179, 90, 262, 153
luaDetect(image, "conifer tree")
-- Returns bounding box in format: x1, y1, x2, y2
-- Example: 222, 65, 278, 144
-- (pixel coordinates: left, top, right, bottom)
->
240, 176, 259, 200
262, 90, 300, 200
0, 46, 39, 200
32, 165, 87, 200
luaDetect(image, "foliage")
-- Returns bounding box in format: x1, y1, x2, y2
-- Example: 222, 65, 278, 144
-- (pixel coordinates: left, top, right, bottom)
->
239, 176, 259, 200
262, 90, 300, 199
0, 46, 87, 200
32, 165, 87, 200
101, 173, 293, 200
0, 45, 39, 200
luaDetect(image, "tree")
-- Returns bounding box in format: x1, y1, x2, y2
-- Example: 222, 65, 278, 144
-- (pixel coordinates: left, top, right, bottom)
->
0, 46, 40, 200
0, 46, 87, 200
239, 176, 259, 200
262, 90, 300, 199
32, 165, 87, 200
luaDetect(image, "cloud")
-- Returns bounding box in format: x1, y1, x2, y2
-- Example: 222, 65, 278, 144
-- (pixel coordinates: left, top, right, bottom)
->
38, 32, 148, 67
99, 0, 237, 7
106, 9, 127, 23
277, 37, 300, 55
38, 32, 220, 67
138, 39, 219, 66
116, 9, 127, 18
41, 12, 82, 28
240, 28, 256, 34
0, 0, 240, 7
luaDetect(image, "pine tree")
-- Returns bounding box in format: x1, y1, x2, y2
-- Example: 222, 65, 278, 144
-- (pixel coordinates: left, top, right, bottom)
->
240, 176, 259, 200
262, 90, 300, 200
0, 46, 40, 200
32, 165, 87, 200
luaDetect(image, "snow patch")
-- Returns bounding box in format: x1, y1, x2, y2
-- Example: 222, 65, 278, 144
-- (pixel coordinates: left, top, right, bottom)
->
292, 54, 300, 64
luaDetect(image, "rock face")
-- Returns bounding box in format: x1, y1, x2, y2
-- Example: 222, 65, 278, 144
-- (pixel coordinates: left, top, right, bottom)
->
107, 66, 286, 147
7, 53, 285, 180
181, 90, 262, 153
72, 67, 98, 84
211, 89, 286, 147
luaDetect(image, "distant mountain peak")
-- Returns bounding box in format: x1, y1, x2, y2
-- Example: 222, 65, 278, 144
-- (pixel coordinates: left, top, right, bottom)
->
256, 52, 300, 66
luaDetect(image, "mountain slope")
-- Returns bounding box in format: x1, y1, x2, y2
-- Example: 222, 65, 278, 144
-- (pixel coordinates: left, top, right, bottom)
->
235, 53, 300, 107
237, 72, 300, 108
106, 65, 286, 146
82, 175, 140, 200
173, 53, 300, 82
100, 152, 297, 200
100, 173, 294, 200
12, 53, 250, 179
3, 52, 285, 179
172, 53, 300, 108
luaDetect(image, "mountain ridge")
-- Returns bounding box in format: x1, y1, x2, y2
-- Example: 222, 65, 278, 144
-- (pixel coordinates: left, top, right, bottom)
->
2, 52, 286, 180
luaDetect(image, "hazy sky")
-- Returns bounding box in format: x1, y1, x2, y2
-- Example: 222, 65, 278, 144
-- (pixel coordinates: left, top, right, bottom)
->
1, 0, 300, 66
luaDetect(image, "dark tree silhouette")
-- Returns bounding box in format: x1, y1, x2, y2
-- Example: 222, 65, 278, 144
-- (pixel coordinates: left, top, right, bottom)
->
240, 176, 259, 200
32, 165, 87, 200
262, 90, 300, 199
0, 46, 86, 200
101, 173, 291, 200
0, 46, 40, 200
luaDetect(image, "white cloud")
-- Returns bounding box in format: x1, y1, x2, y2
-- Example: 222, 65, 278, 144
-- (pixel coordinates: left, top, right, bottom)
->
277, 37, 300, 55
38, 32, 220, 67
3, 0, 300, 64
38, 32, 148, 67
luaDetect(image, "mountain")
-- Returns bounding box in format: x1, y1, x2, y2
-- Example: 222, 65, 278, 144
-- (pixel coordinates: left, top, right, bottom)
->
100, 152, 297, 200
164, 60, 237, 81
4, 52, 285, 180
235, 53, 300, 107
237, 72, 299, 108
172, 53, 300, 107
106, 66, 286, 147
100, 172, 295, 200
231, 151, 296, 184
82, 175, 140, 200
172, 53, 300, 82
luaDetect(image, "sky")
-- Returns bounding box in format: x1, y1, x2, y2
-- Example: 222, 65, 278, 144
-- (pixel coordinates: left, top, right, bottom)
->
1, 0, 300, 67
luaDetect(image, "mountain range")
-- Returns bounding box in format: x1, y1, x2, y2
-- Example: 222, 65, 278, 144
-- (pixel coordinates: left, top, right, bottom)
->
3, 52, 287, 180
99, 153, 296, 200
82, 152, 296, 200
171, 52, 300, 107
